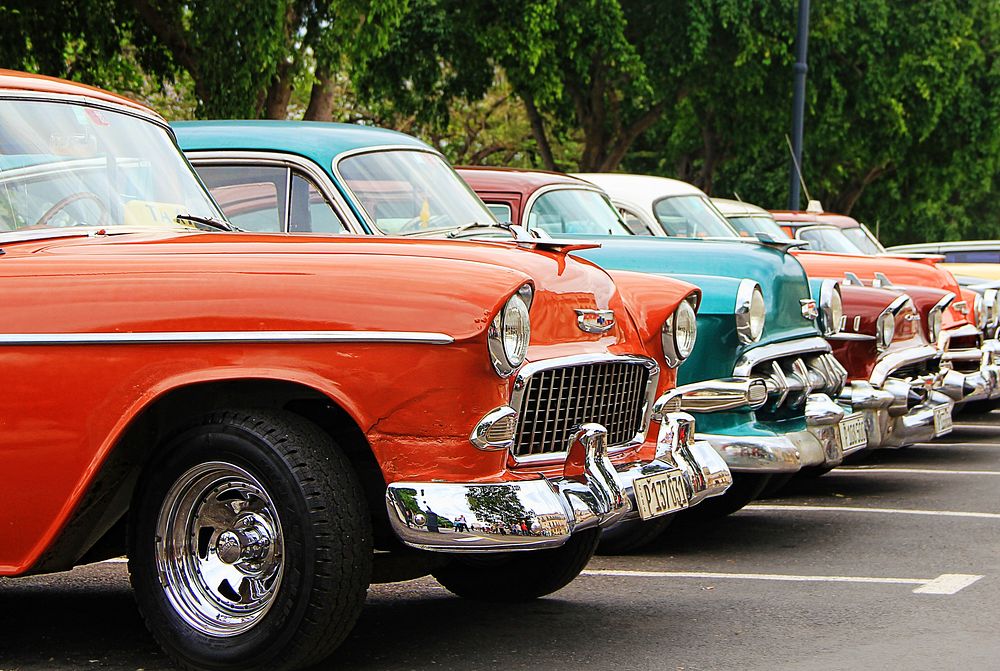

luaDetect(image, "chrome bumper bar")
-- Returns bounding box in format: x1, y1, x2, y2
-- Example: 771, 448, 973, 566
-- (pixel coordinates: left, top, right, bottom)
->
696, 392, 846, 473
939, 341, 1000, 404
385, 414, 732, 552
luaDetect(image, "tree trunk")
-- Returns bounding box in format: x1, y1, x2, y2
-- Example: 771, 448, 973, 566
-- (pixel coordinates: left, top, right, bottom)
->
264, 61, 294, 119
304, 66, 337, 121
829, 164, 890, 214
521, 93, 557, 171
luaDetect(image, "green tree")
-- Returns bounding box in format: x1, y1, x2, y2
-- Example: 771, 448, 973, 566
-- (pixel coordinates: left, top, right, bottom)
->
465, 485, 531, 528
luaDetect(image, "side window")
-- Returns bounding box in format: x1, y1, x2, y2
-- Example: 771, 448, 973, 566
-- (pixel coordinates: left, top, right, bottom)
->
619, 207, 653, 236
486, 203, 512, 223
195, 165, 287, 232
289, 171, 347, 233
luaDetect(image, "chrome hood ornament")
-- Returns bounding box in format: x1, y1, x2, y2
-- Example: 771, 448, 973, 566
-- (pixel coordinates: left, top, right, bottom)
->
575, 309, 616, 334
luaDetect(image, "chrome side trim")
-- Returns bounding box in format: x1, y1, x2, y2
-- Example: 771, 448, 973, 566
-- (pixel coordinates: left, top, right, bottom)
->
508, 353, 660, 464
733, 336, 832, 377
185, 150, 366, 235
0, 330, 455, 346
828, 332, 877, 341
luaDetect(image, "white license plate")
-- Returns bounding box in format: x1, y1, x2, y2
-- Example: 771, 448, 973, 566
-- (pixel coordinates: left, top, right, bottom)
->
837, 413, 868, 452
634, 471, 689, 520
934, 405, 953, 436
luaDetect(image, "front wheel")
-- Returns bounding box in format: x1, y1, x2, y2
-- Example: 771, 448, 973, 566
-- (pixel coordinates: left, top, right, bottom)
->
432, 528, 600, 602
128, 409, 372, 671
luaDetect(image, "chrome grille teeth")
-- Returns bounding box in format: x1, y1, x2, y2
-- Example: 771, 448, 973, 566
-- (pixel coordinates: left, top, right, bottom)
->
513, 362, 649, 457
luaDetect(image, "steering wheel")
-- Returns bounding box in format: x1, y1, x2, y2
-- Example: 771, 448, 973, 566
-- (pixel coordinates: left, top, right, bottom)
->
34, 192, 110, 228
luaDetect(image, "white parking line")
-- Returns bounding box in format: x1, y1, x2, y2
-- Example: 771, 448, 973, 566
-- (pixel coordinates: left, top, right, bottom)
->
748, 504, 1000, 519
581, 569, 983, 595
836, 467, 1000, 476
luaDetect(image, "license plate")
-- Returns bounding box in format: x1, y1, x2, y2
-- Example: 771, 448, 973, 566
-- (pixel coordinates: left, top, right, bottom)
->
633, 471, 689, 520
933, 405, 953, 436
837, 413, 867, 452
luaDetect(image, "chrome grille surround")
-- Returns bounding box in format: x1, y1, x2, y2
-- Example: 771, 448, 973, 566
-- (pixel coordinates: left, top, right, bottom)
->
734, 336, 847, 412
508, 353, 660, 463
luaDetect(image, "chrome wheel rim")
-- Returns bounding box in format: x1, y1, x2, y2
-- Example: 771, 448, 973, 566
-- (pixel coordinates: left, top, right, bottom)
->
155, 461, 285, 637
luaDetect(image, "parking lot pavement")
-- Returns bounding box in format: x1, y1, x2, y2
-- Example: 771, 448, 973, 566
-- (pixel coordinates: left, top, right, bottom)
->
2, 413, 998, 671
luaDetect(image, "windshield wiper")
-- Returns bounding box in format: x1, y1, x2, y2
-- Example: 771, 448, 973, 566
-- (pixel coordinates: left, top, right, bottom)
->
176, 213, 235, 232
444, 221, 513, 238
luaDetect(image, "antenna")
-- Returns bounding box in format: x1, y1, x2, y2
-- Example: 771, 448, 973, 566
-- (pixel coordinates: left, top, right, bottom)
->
734, 192, 744, 203
785, 134, 812, 204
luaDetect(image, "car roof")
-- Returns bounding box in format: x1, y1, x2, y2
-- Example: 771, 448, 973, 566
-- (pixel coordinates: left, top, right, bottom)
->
0, 69, 157, 117
173, 120, 431, 169
888, 240, 1000, 253
769, 210, 863, 229
457, 166, 595, 196
572, 173, 706, 210
712, 198, 771, 217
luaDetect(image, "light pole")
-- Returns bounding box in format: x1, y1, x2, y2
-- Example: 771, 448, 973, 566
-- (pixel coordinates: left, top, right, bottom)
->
788, 0, 810, 210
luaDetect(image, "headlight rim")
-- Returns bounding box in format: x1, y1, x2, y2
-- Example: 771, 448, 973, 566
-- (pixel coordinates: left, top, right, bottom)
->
876, 309, 896, 351
662, 294, 699, 368
817, 279, 844, 336
488, 283, 533, 377
735, 279, 766, 345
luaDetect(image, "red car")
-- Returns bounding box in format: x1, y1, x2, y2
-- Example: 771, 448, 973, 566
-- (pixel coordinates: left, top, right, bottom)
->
0, 72, 730, 670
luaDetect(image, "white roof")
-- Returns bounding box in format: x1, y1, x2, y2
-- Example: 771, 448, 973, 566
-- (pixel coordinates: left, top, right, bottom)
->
888, 240, 1000, 254
572, 173, 706, 211
711, 198, 770, 217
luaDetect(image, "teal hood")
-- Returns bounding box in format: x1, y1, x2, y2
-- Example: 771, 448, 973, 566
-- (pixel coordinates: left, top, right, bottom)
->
570, 237, 821, 382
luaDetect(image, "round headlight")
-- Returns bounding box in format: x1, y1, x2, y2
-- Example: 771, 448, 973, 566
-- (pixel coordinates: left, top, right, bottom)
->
876, 310, 895, 351
736, 280, 766, 344
662, 297, 698, 367
488, 284, 532, 376
818, 280, 843, 336
928, 308, 943, 344
974, 293, 987, 330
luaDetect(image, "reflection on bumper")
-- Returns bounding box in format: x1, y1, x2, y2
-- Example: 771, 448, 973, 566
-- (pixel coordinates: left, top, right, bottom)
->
840, 376, 955, 449
385, 414, 732, 552
695, 393, 846, 473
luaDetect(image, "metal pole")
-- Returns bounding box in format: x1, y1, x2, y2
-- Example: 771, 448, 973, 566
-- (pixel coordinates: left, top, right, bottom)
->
788, 0, 810, 210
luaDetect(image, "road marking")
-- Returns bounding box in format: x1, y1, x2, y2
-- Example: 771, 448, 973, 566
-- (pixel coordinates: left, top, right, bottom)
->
581, 569, 982, 595
748, 504, 1000, 519
912, 574, 984, 595
836, 467, 1000, 476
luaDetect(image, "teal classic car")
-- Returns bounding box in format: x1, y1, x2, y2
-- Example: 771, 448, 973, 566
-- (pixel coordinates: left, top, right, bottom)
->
174, 120, 858, 545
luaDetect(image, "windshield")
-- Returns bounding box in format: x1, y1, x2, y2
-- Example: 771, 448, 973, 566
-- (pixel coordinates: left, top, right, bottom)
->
798, 226, 867, 254
0, 99, 222, 234
652, 195, 738, 238
842, 224, 885, 255
528, 188, 631, 235
337, 150, 497, 235
726, 214, 792, 240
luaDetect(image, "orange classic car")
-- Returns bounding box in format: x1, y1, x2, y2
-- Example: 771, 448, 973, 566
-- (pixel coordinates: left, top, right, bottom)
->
0, 72, 732, 670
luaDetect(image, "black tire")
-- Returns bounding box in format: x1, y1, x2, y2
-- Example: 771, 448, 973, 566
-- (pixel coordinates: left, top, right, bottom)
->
432, 528, 600, 602
597, 513, 676, 555
128, 409, 372, 671
676, 473, 772, 522
757, 472, 796, 498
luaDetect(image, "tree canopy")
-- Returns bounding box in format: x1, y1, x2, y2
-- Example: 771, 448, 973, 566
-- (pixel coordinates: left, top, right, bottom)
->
0, 0, 998, 243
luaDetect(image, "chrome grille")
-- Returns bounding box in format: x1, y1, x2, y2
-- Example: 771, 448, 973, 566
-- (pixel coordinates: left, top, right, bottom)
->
513, 361, 649, 457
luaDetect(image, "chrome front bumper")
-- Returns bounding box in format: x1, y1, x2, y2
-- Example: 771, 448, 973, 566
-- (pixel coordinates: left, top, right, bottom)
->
385, 414, 732, 552
840, 377, 954, 449
696, 392, 846, 473
939, 340, 1000, 404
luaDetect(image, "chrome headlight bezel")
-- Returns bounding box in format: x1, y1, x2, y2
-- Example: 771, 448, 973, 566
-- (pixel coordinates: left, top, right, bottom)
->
735, 280, 766, 344
488, 284, 533, 377
985, 288, 1000, 330
817, 279, 844, 336
662, 295, 698, 368
974, 292, 987, 330
927, 307, 943, 344
876, 309, 896, 351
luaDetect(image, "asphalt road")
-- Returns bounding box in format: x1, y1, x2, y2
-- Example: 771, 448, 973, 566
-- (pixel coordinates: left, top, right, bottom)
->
3, 414, 999, 671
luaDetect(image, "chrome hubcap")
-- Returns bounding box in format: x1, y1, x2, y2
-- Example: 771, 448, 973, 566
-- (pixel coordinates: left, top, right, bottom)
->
155, 462, 284, 637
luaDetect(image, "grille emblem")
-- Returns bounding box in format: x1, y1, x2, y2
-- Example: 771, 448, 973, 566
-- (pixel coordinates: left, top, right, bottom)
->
575, 309, 616, 334
800, 299, 818, 320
